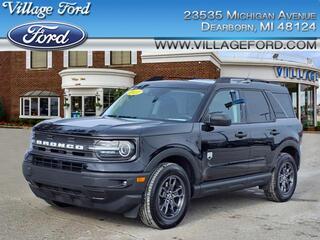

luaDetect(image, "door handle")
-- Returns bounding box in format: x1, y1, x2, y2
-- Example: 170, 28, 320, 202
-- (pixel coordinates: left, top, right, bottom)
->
235, 132, 247, 138
270, 129, 280, 136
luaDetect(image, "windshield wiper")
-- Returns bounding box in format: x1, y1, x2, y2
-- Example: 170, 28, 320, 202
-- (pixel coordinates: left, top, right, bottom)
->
105, 114, 117, 118
118, 115, 137, 119
105, 114, 136, 119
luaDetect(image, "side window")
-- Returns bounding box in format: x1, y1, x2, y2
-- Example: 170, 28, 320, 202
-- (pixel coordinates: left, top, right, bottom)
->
243, 90, 271, 123
266, 92, 287, 118
273, 93, 295, 118
207, 90, 244, 124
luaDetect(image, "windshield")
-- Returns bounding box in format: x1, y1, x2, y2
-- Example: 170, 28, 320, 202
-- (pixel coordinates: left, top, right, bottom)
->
103, 87, 206, 121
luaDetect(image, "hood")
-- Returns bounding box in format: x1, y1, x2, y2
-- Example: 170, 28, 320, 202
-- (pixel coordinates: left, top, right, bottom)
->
33, 117, 194, 137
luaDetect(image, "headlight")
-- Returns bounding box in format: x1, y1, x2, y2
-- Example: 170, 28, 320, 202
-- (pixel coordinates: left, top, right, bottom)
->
93, 140, 136, 160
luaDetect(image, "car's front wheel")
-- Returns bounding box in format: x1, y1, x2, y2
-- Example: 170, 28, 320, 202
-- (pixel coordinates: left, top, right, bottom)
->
264, 153, 297, 202
139, 163, 191, 229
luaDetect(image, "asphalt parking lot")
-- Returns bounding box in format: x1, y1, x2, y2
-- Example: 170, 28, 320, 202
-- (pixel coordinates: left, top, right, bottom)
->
0, 128, 319, 240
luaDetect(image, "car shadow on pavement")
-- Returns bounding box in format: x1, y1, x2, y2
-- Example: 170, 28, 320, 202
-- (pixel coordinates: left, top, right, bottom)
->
43, 187, 269, 229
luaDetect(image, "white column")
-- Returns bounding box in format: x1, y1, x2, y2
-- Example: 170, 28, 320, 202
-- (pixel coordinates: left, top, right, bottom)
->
96, 88, 104, 116
26, 51, 31, 69
314, 86, 317, 127
131, 51, 137, 64
298, 83, 301, 122
88, 51, 93, 67
63, 89, 71, 118
63, 51, 68, 68
105, 51, 111, 65
47, 51, 52, 68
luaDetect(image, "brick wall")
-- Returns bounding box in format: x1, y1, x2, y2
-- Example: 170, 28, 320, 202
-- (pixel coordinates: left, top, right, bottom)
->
0, 52, 12, 120
97, 52, 220, 83
8, 51, 64, 120
0, 51, 220, 120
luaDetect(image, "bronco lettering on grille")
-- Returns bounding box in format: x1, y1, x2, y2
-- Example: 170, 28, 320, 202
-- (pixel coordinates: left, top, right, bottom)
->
35, 140, 84, 150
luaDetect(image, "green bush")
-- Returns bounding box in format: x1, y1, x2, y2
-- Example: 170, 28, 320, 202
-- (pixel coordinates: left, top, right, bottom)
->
113, 88, 128, 100
0, 98, 5, 121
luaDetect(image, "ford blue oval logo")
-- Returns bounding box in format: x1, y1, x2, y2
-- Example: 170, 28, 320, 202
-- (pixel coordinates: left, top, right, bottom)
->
7, 22, 87, 50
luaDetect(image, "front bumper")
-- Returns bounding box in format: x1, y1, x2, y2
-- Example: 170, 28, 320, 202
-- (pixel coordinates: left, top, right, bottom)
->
22, 157, 149, 217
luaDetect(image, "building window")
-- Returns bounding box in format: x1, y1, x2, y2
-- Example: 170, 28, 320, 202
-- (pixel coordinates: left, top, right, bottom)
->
103, 88, 129, 109
40, 98, 49, 116
111, 51, 131, 65
103, 89, 117, 109
23, 99, 30, 116
20, 91, 60, 118
50, 98, 59, 116
69, 51, 88, 67
30, 98, 38, 116
31, 51, 47, 69
300, 84, 315, 128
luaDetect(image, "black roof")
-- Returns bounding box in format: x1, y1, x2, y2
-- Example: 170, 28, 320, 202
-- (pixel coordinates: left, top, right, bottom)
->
137, 78, 288, 93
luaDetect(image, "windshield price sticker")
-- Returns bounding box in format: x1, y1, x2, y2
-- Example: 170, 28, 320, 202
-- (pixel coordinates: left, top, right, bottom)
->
127, 89, 144, 96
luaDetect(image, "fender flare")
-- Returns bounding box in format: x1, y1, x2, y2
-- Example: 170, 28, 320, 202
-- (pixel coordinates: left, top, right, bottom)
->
145, 146, 202, 184
272, 139, 300, 169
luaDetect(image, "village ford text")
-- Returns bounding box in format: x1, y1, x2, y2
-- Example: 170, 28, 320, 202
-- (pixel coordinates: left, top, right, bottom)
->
2, 1, 91, 19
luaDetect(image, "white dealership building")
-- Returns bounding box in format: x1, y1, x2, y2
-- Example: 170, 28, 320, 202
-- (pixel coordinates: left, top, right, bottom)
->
220, 57, 319, 128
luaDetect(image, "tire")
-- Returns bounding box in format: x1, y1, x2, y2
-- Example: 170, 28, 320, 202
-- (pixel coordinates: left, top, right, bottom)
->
139, 163, 191, 229
264, 153, 297, 202
44, 199, 71, 208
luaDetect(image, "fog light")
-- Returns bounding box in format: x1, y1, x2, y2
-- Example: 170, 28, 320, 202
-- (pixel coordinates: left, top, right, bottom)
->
136, 177, 146, 183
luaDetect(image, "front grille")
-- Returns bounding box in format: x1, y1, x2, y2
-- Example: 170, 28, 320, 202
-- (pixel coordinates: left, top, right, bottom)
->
33, 132, 95, 158
32, 156, 85, 172
33, 146, 92, 157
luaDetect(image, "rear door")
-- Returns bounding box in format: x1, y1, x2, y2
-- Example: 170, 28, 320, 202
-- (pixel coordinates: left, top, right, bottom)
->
241, 89, 275, 174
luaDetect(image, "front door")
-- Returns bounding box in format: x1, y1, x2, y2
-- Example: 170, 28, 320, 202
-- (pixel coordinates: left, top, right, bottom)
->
201, 89, 251, 181
71, 96, 96, 117
71, 96, 83, 117
84, 96, 96, 116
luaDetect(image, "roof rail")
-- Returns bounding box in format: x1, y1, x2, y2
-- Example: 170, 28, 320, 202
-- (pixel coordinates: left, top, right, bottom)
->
188, 79, 216, 84
144, 76, 199, 82
216, 77, 271, 84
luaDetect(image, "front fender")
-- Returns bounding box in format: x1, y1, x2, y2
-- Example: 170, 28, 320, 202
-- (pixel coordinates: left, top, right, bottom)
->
144, 146, 202, 184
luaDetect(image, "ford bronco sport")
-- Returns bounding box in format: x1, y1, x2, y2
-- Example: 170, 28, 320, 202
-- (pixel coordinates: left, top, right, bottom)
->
23, 78, 302, 229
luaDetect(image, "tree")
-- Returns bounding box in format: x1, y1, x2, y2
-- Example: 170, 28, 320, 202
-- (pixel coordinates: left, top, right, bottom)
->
0, 98, 5, 121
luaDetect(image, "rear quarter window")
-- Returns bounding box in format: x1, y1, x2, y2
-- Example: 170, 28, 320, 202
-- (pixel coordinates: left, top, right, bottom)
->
267, 92, 295, 118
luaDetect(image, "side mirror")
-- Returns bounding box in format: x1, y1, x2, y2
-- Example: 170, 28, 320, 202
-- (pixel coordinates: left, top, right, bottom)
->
205, 113, 231, 126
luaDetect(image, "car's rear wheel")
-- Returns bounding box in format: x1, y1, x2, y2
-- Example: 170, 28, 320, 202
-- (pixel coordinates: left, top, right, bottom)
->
139, 163, 191, 229
264, 153, 297, 202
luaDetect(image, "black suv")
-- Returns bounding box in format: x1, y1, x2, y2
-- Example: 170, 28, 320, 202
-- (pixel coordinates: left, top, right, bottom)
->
23, 78, 302, 229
